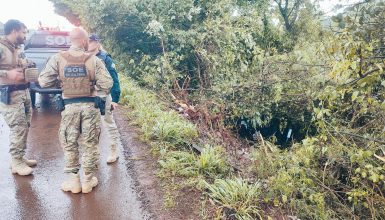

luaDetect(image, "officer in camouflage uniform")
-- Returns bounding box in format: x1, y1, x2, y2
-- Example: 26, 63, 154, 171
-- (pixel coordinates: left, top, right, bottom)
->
88, 34, 121, 164
38, 27, 112, 194
0, 19, 37, 176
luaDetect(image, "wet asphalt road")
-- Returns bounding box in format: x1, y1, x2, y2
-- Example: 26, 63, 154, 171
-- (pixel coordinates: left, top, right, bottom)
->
0, 95, 149, 220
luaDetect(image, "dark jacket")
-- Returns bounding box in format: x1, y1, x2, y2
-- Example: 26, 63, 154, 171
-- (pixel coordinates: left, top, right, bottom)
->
96, 50, 121, 103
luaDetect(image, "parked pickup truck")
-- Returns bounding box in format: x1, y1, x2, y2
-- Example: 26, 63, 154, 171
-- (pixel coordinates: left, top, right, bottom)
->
24, 30, 70, 108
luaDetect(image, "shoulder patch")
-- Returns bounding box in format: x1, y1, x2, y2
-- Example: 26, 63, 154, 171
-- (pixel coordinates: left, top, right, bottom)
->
111, 62, 116, 69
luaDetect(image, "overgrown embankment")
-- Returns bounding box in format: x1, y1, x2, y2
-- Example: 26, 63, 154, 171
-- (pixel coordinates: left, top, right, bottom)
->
51, 0, 385, 219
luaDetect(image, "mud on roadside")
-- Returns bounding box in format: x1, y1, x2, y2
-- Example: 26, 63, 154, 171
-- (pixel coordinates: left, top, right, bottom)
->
114, 107, 206, 220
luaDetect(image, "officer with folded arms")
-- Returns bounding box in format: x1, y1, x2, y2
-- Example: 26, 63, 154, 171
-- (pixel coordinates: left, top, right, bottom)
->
38, 27, 112, 194
0, 19, 37, 176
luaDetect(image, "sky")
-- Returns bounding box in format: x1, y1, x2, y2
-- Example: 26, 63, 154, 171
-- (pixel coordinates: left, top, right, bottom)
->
319, 0, 362, 15
0, 0, 74, 30
0, 0, 362, 31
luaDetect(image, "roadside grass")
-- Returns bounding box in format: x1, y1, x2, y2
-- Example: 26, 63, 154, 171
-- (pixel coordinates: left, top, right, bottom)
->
121, 76, 340, 219
119, 76, 263, 219
120, 76, 198, 146
158, 145, 231, 180
203, 178, 263, 220
120, 76, 308, 219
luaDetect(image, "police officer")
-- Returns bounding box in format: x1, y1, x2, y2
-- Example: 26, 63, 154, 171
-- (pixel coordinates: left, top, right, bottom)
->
38, 27, 112, 194
0, 19, 37, 176
88, 33, 121, 164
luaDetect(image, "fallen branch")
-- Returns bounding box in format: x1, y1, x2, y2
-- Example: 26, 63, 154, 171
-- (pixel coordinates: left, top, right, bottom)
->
258, 131, 268, 156
374, 154, 385, 163
331, 130, 385, 145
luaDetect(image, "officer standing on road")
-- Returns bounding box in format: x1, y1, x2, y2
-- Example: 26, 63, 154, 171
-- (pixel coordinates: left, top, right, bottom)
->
0, 19, 37, 176
38, 27, 112, 194
88, 33, 121, 164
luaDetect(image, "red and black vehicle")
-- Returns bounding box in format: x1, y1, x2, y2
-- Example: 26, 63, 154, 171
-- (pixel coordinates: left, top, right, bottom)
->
24, 30, 70, 107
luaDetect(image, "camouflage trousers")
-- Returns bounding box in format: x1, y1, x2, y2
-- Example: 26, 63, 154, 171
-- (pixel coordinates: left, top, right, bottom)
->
101, 95, 119, 150
59, 102, 101, 174
0, 90, 32, 159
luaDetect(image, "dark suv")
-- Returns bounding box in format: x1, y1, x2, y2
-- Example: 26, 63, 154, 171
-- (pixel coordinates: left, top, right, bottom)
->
24, 30, 70, 107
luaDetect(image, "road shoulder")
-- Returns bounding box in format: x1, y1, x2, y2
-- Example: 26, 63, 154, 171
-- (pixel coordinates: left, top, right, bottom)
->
114, 107, 203, 219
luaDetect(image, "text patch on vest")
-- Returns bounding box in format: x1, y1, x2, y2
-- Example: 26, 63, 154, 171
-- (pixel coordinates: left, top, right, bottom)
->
64, 65, 87, 77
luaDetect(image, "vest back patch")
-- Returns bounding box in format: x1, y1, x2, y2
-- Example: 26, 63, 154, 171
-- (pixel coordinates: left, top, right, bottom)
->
64, 65, 87, 77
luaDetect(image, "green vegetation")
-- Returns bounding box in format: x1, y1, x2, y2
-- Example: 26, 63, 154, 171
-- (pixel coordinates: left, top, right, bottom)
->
158, 144, 230, 179
204, 178, 262, 220
120, 77, 198, 146
51, 0, 385, 219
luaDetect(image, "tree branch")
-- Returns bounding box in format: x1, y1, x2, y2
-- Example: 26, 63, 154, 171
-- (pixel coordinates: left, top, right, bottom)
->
331, 130, 385, 145
342, 66, 384, 86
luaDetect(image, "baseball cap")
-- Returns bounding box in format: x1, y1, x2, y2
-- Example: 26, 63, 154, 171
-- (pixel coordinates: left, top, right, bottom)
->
89, 33, 102, 42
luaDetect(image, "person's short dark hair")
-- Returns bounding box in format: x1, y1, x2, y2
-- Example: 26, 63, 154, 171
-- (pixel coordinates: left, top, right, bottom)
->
89, 33, 102, 42
4, 19, 27, 35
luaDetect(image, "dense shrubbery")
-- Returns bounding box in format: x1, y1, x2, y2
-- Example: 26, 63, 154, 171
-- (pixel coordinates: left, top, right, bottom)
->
51, 0, 385, 218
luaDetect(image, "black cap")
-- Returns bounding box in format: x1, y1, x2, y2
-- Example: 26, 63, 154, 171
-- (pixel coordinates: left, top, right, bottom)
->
89, 33, 102, 41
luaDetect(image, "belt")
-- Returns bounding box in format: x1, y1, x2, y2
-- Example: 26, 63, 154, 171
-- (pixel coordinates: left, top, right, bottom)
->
0, 84, 29, 91
63, 97, 95, 105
